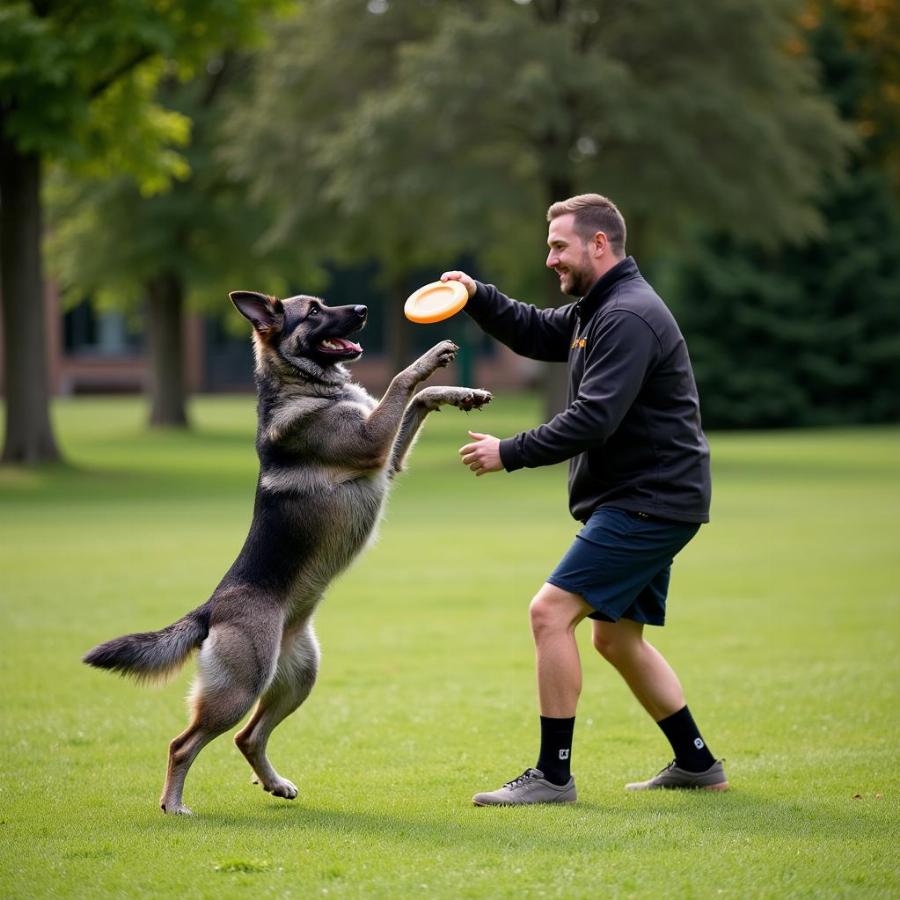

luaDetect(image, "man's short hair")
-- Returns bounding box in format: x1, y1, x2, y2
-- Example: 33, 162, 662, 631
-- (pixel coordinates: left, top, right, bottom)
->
547, 194, 627, 256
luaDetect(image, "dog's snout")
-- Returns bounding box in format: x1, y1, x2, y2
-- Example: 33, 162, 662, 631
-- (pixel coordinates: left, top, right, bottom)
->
354, 305, 367, 319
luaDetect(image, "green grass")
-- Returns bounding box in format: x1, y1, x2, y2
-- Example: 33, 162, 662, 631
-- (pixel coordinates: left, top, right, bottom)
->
1, 394, 898, 898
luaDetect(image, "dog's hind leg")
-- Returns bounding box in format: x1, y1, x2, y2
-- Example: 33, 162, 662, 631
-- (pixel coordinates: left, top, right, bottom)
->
160, 615, 282, 815
234, 624, 320, 800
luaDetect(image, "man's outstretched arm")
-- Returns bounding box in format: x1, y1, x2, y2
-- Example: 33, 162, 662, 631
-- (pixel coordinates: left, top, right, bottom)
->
441, 271, 573, 363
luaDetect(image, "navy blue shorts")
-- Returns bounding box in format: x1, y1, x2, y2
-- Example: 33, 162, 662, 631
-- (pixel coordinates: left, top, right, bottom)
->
546, 507, 700, 627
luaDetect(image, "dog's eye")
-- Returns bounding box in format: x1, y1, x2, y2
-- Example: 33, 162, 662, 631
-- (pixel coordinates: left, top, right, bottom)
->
308, 306, 319, 317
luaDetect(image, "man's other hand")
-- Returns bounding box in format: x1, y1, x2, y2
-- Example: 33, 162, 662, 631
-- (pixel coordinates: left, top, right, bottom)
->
459, 431, 504, 476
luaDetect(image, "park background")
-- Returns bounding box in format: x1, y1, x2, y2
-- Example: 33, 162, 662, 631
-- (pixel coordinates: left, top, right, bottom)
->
1, 0, 898, 897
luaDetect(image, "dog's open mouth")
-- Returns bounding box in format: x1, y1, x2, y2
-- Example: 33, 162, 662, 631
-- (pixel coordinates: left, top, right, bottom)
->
318, 337, 363, 358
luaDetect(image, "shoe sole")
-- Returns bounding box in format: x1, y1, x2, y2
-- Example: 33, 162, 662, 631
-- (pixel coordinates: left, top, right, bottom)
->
472, 799, 577, 807
625, 781, 729, 792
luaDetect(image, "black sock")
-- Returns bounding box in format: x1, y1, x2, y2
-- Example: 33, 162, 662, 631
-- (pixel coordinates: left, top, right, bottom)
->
656, 705, 716, 772
536, 715, 575, 785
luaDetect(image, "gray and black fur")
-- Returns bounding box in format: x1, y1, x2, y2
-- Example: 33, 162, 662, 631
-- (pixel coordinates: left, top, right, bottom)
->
84, 290, 491, 814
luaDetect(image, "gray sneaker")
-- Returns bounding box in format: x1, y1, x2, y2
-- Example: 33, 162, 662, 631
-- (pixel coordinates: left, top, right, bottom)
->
625, 759, 729, 792
472, 768, 577, 806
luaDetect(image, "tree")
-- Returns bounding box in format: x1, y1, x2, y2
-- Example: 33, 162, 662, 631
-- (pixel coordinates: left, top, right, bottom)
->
0, 0, 277, 460
672, 1, 900, 428
824, 0, 900, 192
222, 0, 460, 372
227, 0, 850, 413
47, 52, 307, 428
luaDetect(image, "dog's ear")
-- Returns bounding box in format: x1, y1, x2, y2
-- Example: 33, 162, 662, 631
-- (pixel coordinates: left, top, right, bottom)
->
230, 291, 284, 335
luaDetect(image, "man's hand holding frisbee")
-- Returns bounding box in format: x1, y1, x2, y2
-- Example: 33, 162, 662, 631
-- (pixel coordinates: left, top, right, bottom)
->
400, 271, 500, 477
459, 431, 503, 476
440, 271, 477, 298
402, 272, 500, 476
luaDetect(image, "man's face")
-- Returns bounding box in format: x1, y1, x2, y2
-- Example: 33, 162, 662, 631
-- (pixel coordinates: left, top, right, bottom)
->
546, 214, 597, 297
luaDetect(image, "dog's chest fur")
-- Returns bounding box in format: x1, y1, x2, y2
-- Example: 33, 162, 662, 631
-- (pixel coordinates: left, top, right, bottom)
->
230, 378, 390, 618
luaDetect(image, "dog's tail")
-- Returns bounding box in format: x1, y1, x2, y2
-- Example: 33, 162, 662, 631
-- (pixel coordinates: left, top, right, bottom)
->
82, 602, 212, 684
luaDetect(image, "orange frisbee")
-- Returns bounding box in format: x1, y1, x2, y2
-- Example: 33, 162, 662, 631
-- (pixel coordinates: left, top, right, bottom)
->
404, 280, 469, 324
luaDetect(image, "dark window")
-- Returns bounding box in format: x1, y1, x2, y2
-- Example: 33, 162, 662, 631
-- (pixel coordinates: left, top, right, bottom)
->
63, 300, 142, 357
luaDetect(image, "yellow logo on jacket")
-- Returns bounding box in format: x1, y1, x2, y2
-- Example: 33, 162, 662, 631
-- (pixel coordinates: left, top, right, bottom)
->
571, 337, 587, 349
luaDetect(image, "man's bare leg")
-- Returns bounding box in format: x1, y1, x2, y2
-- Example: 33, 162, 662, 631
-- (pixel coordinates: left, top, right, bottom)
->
591, 618, 685, 720
529, 583, 593, 717
471, 583, 589, 805
592, 617, 726, 788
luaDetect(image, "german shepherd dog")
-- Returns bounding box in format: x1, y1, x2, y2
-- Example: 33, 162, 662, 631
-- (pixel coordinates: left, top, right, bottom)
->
84, 291, 491, 814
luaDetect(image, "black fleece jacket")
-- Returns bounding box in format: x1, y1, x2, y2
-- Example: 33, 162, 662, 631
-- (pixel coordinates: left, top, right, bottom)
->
466, 257, 711, 524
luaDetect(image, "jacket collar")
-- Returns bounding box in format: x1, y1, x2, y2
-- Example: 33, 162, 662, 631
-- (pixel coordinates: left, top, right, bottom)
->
575, 256, 639, 321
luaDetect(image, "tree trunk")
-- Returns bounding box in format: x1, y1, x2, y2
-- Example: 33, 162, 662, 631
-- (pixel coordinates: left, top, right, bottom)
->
0, 136, 62, 464
145, 271, 190, 428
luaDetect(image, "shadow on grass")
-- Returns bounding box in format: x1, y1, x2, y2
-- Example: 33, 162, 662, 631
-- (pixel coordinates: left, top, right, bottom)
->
146, 790, 890, 852
0, 449, 256, 505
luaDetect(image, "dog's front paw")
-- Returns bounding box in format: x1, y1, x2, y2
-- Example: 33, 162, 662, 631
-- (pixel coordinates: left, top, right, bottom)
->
417, 340, 459, 374
416, 387, 492, 412
457, 388, 492, 411
434, 340, 459, 367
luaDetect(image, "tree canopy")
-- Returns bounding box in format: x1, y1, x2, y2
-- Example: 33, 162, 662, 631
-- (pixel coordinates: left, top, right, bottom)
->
672, 0, 900, 428
0, 0, 277, 182
7, 0, 893, 445
227, 0, 852, 305
1, 0, 281, 458
46, 54, 306, 315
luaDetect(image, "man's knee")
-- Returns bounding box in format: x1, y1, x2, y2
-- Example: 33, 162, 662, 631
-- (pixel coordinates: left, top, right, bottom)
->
529, 585, 587, 639
592, 628, 618, 662
529, 594, 554, 639
592, 623, 640, 665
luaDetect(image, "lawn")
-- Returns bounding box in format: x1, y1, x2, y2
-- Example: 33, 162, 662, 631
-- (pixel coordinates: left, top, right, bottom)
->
1, 394, 898, 898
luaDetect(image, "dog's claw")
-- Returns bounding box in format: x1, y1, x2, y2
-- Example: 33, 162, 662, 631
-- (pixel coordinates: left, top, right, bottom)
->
253, 772, 297, 799
265, 778, 298, 800
463, 389, 492, 411
434, 340, 458, 367
160, 802, 194, 816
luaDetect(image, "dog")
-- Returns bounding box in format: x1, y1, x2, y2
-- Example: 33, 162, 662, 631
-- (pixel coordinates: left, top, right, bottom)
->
83, 290, 491, 814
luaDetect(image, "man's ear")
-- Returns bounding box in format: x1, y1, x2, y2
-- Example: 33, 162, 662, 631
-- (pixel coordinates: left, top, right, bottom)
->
591, 231, 608, 257
229, 291, 284, 334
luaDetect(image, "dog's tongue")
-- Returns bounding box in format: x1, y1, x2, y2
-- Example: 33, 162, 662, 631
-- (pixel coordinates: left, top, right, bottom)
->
320, 337, 362, 354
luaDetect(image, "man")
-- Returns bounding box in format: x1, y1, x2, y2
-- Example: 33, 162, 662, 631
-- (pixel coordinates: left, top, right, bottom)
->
442, 193, 726, 806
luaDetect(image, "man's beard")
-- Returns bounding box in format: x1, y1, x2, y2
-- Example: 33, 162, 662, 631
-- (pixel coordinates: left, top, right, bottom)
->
558, 257, 596, 297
